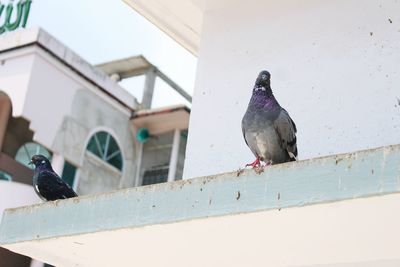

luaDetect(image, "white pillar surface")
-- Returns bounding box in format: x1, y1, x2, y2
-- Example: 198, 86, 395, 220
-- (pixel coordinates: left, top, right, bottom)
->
142, 68, 156, 109
168, 129, 181, 182
50, 153, 64, 176
183, 0, 400, 179
134, 142, 144, 187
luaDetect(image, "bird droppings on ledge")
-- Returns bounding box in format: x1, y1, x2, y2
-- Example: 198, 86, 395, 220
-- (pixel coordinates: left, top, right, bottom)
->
335, 157, 344, 165
254, 166, 264, 174
389, 18, 393, 23
347, 162, 353, 169
52, 200, 61, 207
236, 168, 244, 177
236, 191, 241, 200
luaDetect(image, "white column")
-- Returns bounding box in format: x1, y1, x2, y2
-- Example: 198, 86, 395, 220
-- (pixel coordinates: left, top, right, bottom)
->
134, 142, 144, 187
51, 153, 65, 176
141, 68, 156, 109
167, 129, 181, 182
72, 169, 80, 191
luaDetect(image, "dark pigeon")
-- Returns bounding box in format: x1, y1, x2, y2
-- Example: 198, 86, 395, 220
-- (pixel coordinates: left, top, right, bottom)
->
242, 70, 298, 168
29, 155, 78, 201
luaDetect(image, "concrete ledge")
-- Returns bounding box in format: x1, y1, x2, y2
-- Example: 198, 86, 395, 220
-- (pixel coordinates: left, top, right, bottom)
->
1, 144, 399, 246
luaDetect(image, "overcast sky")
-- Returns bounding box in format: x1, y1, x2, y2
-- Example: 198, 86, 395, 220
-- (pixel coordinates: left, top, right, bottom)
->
27, 0, 197, 108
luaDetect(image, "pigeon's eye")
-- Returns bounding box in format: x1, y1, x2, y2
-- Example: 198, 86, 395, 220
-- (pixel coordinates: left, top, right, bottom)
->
41, 160, 46, 164
262, 75, 267, 79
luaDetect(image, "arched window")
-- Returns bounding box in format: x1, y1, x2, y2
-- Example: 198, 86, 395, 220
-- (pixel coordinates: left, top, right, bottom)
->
15, 142, 52, 168
86, 131, 123, 171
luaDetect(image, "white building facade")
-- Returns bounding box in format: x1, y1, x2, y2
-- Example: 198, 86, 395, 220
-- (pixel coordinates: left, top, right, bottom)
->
0, 28, 190, 267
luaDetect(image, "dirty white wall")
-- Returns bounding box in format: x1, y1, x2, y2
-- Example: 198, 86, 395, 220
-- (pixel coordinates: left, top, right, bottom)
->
183, 0, 400, 179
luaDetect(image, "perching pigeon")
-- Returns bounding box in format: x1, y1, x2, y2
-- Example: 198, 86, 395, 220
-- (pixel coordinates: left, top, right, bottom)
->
242, 70, 298, 167
29, 155, 78, 201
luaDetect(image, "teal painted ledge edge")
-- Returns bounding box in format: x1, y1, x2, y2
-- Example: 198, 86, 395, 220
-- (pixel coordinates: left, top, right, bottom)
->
1, 144, 400, 245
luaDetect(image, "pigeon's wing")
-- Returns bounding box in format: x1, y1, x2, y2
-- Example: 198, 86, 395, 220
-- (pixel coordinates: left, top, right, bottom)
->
273, 109, 298, 161
241, 121, 249, 147
37, 171, 78, 200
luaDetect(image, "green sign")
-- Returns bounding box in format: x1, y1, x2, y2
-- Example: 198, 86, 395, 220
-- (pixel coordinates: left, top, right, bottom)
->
0, 0, 32, 35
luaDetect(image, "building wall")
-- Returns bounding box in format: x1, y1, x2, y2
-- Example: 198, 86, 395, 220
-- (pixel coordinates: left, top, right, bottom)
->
184, 0, 400, 179
0, 50, 34, 117
78, 153, 123, 195
0, 46, 138, 193
53, 89, 137, 194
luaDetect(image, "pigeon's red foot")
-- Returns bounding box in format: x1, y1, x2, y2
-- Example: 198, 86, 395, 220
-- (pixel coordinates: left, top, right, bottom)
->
246, 157, 261, 168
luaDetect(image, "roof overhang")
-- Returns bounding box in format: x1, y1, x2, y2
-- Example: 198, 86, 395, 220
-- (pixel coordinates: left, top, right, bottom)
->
96, 56, 192, 103
131, 105, 190, 134
122, 0, 244, 55
122, 0, 203, 55
96, 55, 153, 79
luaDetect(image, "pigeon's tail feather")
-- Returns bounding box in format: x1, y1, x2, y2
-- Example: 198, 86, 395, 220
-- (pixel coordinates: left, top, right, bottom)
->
274, 109, 298, 163
288, 151, 297, 161
287, 137, 298, 161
